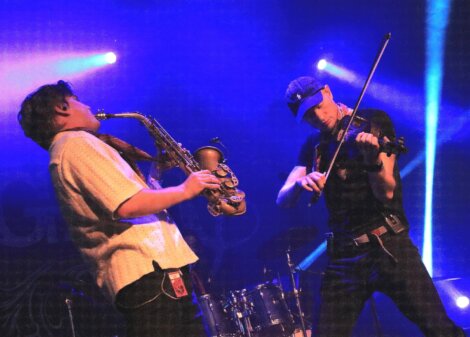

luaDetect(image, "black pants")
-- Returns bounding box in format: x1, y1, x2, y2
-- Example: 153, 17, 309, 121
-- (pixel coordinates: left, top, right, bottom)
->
115, 265, 206, 337
317, 232, 465, 337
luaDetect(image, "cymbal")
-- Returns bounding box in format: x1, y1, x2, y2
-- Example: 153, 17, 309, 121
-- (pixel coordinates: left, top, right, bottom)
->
257, 226, 318, 260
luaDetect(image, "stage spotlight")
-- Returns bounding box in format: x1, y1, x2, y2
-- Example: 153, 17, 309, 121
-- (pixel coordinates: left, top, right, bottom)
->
105, 52, 117, 64
0, 51, 119, 112
313, 60, 357, 83
423, 0, 452, 277
317, 59, 327, 70
456, 296, 469, 309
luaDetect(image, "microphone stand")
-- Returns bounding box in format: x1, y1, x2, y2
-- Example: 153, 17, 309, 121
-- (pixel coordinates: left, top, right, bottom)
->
286, 247, 308, 337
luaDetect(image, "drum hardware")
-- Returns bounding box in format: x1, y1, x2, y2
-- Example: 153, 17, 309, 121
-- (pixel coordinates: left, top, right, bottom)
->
199, 293, 241, 337
59, 280, 94, 337
246, 283, 295, 337
256, 227, 317, 337
65, 297, 77, 337
286, 248, 308, 337
200, 281, 297, 337
229, 289, 254, 337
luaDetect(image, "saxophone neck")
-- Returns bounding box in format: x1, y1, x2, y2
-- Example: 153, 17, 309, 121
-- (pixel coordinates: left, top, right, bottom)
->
96, 110, 201, 172
95, 111, 146, 121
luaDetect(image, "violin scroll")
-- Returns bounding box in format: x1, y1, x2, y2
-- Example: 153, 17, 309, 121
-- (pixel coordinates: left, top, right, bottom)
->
379, 136, 407, 157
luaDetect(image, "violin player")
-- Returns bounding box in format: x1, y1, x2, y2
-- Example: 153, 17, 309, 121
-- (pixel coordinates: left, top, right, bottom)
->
277, 76, 465, 336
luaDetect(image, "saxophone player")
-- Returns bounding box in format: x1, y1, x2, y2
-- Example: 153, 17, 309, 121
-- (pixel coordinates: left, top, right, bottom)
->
17, 80, 219, 337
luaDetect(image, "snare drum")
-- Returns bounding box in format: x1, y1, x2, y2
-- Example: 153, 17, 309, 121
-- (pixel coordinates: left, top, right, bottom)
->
247, 283, 295, 337
199, 294, 240, 337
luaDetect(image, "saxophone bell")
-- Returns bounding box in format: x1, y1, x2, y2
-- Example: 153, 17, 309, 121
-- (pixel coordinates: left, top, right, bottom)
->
194, 146, 246, 216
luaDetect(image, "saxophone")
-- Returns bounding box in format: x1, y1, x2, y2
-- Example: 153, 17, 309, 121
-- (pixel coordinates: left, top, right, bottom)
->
95, 111, 246, 216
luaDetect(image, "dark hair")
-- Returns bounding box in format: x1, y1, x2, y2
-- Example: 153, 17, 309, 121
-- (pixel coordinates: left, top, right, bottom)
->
17, 80, 74, 149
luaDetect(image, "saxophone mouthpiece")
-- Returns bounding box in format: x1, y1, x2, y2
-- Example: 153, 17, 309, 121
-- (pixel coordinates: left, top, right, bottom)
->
95, 110, 109, 120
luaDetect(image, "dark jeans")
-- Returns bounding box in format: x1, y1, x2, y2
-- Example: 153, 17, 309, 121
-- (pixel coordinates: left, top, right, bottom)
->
115, 265, 206, 337
317, 231, 465, 337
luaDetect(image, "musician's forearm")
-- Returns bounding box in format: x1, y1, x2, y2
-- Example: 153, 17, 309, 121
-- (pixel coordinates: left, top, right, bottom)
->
367, 154, 396, 202
115, 187, 188, 218
277, 182, 303, 208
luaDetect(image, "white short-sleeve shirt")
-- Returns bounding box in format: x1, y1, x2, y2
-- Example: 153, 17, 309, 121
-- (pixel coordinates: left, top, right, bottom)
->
49, 131, 198, 299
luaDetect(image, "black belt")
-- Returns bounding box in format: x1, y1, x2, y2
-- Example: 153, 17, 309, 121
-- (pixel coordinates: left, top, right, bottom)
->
327, 223, 403, 263
354, 225, 398, 262
353, 213, 407, 246
353, 225, 388, 246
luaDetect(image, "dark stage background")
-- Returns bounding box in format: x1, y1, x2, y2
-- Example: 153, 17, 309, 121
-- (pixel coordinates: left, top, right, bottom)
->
1, 0, 469, 336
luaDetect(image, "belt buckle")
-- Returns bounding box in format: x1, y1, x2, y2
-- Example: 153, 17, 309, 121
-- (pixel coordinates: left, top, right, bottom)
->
353, 236, 361, 246
384, 214, 405, 234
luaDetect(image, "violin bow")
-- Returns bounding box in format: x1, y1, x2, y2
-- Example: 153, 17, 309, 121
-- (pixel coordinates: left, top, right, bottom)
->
309, 33, 392, 205
324, 32, 392, 182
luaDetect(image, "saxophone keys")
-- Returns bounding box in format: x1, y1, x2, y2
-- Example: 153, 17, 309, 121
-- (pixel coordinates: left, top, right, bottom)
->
222, 180, 235, 188
214, 168, 229, 177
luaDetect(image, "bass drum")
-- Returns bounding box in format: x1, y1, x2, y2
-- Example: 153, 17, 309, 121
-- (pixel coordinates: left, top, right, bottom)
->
247, 284, 295, 337
199, 293, 241, 337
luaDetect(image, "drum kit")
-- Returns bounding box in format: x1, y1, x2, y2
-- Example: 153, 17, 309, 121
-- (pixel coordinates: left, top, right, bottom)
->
198, 227, 318, 337
199, 283, 296, 337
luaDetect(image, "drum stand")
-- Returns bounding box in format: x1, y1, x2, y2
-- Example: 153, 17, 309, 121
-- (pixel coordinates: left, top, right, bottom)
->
65, 297, 77, 337
229, 290, 254, 337
286, 248, 308, 337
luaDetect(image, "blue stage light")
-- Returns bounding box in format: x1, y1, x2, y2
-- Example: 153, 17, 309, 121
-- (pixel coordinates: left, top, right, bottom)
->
317, 59, 327, 70
296, 240, 327, 271
456, 296, 469, 309
105, 52, 117, 64
314, 60, 357, 83
0, 51, 119, 113
423, 0, 452, 277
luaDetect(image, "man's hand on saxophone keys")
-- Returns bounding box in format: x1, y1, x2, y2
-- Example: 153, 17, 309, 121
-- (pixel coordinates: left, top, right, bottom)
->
180, 170, 221, 200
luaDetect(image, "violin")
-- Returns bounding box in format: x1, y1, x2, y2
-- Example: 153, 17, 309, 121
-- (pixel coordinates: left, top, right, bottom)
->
335, 114, 407, 159
317, 113, 407, 177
